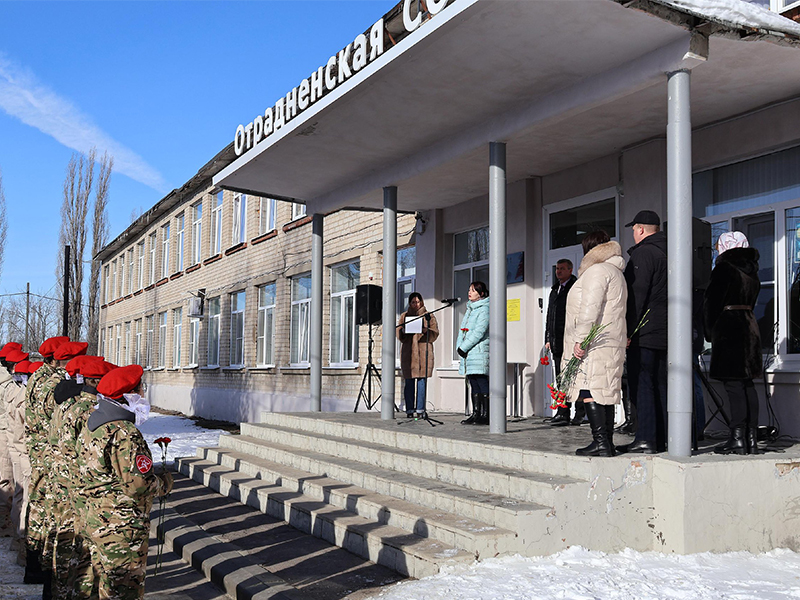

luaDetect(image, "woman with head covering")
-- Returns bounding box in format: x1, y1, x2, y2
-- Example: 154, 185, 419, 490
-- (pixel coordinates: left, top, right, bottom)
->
397, 293, 439, 418
704, 231, 762, 454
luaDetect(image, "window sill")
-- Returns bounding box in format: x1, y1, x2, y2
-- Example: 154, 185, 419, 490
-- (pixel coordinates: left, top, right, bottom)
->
250, 365, 276, 372
150, 367, 166, 372
252, 230, 278, 245
183, 364, 199, 370
201, 365, 220, 371
282, 365, 310, 371
167, 367, 180, 371
282, 215, 312, 233
170, 271, 184, 281
225, 242, 247, 256
186, 264, 201, 274
325, 363, 359, 370
203, 254, 222, 266
223, 365, 245, 371
156, 278, 169, 287
133, 289, 144, 296
144, 284, 156, 291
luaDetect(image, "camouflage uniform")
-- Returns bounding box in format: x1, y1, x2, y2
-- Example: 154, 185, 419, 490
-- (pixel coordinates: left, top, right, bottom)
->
75, 397, 169, 600
25, 363, 64, 558
0, 370, 16, 532
50, 381, 95, 600
6, 377, 29, 548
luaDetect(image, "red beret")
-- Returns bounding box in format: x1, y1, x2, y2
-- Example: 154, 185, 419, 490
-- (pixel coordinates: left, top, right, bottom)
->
82, 360, 117, 380
0, 343, 22, 358
6, 349, 29, 363
65, 355, 102, 377
28, 361, 44, 374
97, 365, 144, 399
39, 336, 70, 358
53, 342, 88, 361
13, 360, 31, 374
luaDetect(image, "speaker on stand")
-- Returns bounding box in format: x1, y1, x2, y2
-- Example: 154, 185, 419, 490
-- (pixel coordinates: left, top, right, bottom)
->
354, 285, 383, 412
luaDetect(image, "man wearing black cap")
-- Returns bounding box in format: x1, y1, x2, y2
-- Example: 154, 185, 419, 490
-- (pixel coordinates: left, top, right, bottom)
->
618, 210, 668, 454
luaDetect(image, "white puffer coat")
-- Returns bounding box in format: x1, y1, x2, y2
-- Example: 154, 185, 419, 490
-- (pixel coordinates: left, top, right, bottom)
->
562, 241, 628, 405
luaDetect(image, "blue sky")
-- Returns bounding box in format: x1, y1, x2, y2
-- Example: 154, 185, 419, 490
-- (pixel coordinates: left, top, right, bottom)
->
0, 0, 394, 298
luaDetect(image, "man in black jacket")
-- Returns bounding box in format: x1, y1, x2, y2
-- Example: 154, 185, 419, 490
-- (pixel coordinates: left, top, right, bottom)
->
618, 210, 668, 454
545, 259, 578, 426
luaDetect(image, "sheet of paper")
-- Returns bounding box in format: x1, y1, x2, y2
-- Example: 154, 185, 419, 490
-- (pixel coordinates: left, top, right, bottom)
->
404, 316, 423, 334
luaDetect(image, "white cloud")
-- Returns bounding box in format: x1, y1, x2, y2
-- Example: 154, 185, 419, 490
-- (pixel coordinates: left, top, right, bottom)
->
0, 52, 168, 193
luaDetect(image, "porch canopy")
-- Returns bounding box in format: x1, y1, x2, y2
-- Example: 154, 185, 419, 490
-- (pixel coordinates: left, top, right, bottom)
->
214, 0, 800, 452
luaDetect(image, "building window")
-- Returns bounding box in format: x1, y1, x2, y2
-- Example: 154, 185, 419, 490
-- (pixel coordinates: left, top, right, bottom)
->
173, 308, 182, 368
134, 319, 142, 366
100, 328, 105, 359
230, 291, 245, 366
115, 324, 122, 365
176, 213, 185, 272
192, 202, 202, 265
149, 233, 157, 284
259, 198, 276, 235
127, 249, 134, 295
158, 311, 167, 368
111, 260, 117, 300
207, 297, 220, 366
292, 202, 307, 221
232, 193, 247, 245
396, 246, 417, 317
124, 322, 131, 364
212, 192, 223, 255
107, 326, 113, 360
137, 241, 145, 290
103, 265, 110, 303
161, 223, 171, 279
257, 283, 276, 366
330, 261, 359, 365
119, 254, 126, 298
290, 274, 312, 365
145, 316, 154, 368
453, 227, 490, 359
188, 317, 200, 367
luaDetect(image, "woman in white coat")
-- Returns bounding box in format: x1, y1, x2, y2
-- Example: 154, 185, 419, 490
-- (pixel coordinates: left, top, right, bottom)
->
563, 230, 628, 457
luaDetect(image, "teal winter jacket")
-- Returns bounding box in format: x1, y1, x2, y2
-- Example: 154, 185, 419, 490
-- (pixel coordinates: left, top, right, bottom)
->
456, 297, 490, 376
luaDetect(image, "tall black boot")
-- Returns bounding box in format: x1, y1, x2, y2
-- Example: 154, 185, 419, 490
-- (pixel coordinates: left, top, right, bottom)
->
606, 404, 616, 455
461, 393, 480, 425
747, 426, 761, 455
23, 550, 45, 584
576, 402, 614, 457
714, 425, 747, 455
41, 569, 52, 600
616, 395, 637, 435
571, 399, 586, 426
475, 394, 490, 425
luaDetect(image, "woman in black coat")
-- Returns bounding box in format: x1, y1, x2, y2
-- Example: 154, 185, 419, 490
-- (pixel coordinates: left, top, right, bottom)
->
703, 231, 762, 455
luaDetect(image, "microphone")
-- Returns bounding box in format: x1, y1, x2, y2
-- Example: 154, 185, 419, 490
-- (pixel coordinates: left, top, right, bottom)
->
441, 297, 460, 304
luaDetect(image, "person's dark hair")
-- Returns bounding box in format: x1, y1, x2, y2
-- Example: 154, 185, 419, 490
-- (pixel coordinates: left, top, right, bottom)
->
408, 292, 423, 305
470, 281, 489, 298
582, 230, 611, 255
556, 258, 573, 269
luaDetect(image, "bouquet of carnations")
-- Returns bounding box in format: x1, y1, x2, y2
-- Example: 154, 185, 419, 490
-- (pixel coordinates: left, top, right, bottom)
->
547, 322, 609, 409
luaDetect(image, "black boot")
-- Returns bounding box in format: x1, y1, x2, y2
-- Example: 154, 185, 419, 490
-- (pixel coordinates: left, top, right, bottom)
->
606, 404, 616, 455
41, 569, 53, 600
615, 395, 637, 435
747, 426, 761, 455
714, 425, 747, 455
576, 402, 614, 457
550, 403, 571, 427
461, 393, 480, 424
571, 399, 586, 426
23, 550, 45, 584
474, 394, 490, 425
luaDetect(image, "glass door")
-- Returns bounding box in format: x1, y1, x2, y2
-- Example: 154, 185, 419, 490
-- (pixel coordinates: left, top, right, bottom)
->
733, 212, 775, 352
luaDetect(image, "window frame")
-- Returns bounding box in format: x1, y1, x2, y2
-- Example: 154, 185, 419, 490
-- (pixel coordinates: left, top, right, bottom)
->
149, 233, 157, 284
230, 290, 246, 367
192, 202, 202, 265
172, 307, 182, 368
161, 223, 171, 279
188, 317, 200, 367
158, 311, 167, 368
137, 241, 145, 290
329, 261, 360, 366
212, 192, 223, 256
259, 197, 277, 235
452, 226, 490, 363
290, 273, 312, 366
291, 202, 307, 221
145, 315, 154, 368
134, 319, 142, 366
207, 297, 221, 367
256, 283, 277, 367
176, 213, 185, 272
232, 193, 247, 245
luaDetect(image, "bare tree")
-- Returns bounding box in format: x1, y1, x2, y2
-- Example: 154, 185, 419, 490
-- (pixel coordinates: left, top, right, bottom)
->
0, 168, 8, 287
87, 153, 113, 354
0, 288, 59, 353
56, 149, 96, 341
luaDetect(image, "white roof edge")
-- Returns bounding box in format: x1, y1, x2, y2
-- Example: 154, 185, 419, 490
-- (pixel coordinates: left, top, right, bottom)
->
660, 0, 800, 37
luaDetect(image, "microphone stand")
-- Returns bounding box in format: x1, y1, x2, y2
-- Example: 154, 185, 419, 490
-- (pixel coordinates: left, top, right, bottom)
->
396, 300, 455, 427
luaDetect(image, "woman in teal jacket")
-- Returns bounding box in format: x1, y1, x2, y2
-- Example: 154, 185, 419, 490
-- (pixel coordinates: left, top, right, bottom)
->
456, 281, 490, 425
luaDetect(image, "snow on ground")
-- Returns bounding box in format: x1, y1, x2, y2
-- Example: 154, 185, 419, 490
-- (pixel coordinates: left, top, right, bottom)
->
368, 546, 800, 600
136, 412, 800, 600
138, 411, 230, 466
663, 0, 800, 36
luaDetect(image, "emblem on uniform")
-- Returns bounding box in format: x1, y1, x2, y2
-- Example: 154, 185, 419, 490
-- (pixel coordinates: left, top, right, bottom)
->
135, 455, 153, 474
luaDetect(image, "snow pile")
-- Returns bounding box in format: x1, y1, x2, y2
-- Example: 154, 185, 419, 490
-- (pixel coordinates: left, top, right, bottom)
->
368, 546, 800, 600
138, 411, 230, 465
663, 0, 800, 37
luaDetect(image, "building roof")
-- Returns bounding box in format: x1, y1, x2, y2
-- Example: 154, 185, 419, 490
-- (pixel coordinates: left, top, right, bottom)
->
212, 0, 800, 215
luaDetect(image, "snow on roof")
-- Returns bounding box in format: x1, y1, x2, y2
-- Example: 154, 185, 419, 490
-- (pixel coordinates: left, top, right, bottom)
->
661, 0, 800, 37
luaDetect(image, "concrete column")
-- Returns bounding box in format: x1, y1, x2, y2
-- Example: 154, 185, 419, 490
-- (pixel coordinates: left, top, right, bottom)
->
310, 213, 324, 412
666, 70, 693, 457
382, 187, 397, 420
489, 142, 507, 434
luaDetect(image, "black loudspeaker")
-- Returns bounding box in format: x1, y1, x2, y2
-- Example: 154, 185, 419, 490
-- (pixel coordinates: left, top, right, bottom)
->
356, 284, 382, 325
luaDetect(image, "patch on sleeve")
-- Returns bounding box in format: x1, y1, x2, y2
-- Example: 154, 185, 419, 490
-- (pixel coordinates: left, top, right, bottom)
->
135, 455, 153, 474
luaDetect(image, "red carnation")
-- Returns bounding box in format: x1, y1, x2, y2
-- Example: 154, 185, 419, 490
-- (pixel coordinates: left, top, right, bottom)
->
540, 356, 550, 366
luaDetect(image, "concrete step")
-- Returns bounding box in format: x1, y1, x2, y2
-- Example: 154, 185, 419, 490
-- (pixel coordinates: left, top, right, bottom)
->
236, 423, 583, 506
255, 412, 594, 481
178, 456, 476, 579
193, 446, 520, 558
217, 434, 547, 531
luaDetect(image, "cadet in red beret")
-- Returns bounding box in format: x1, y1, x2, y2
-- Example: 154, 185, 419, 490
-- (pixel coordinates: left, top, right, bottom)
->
53, 342, 88, 364
76, 364, 171, 599
38, 337, 69, 360
0, 343, 22, 559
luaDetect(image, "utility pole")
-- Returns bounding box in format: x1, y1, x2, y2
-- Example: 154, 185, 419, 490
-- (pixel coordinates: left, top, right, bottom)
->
24, 282, 30, 350
62, 245, 70, 337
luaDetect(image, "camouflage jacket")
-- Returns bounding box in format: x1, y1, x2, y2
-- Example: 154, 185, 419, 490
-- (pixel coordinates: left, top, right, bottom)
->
76, 397, 167, 529
26, 364, 66, 470
25, 362, 54, 456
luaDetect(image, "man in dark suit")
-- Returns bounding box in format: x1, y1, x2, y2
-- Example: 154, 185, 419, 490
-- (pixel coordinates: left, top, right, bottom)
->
545, 259, 579, 426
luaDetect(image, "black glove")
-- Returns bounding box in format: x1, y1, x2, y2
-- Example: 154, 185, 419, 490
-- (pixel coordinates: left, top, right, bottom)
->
457, 347, 468, 359
424, 314, 432, 322
54, 379, 83, 405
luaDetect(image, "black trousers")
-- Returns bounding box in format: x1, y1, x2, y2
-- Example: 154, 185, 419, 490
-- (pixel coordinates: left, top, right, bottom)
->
628, 346, 668, 448
723, 379, 759, 428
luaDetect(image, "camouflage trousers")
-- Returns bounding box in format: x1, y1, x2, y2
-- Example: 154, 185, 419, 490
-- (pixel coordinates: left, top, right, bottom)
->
81, 517, 149, 600
26, 466, 50, 554
50, 499, 78, 600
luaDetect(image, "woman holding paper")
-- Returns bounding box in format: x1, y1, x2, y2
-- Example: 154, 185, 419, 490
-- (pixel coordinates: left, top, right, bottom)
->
397, 293, 439, 418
